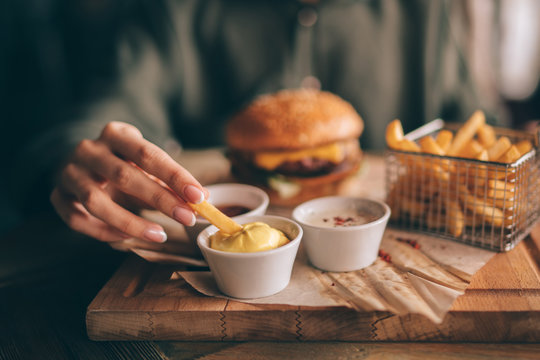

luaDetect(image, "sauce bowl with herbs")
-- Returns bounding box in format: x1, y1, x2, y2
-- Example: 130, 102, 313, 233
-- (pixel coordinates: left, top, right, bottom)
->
185, 183, 269, 242
292, 196, 390, 272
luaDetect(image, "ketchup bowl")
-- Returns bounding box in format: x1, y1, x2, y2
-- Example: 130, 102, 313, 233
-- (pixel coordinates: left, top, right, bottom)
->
197, 215, 302, 299
185, 183, 270, 242
292, 196, 390, 272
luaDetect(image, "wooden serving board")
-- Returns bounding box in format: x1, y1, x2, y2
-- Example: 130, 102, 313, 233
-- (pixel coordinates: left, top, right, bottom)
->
86, 224, 540, 342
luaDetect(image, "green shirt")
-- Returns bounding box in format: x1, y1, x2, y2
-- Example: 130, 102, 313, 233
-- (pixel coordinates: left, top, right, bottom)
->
4, 0, 488, 223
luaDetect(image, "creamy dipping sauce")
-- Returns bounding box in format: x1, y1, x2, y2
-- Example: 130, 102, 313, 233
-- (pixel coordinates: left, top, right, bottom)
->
305, 209, 379, 228
209, 222, 290, 253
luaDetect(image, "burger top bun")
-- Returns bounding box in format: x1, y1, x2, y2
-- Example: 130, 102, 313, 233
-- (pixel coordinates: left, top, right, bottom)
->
226, 89, 364, 151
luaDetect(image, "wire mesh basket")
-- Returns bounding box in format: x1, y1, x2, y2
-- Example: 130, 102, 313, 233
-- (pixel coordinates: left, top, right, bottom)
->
385, 119, 540, 251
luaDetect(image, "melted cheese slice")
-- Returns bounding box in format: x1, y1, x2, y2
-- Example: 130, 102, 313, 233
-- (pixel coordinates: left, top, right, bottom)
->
254, 142, 344, 170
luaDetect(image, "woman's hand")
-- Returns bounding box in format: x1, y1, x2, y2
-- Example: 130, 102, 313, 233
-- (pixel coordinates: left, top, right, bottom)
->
50, 122, 206, 244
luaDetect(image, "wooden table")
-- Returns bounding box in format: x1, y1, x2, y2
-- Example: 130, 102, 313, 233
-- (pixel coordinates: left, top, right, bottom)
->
1, 214, 540, 359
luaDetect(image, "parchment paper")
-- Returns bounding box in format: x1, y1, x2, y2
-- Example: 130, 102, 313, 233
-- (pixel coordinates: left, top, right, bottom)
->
179, 229, 495, 324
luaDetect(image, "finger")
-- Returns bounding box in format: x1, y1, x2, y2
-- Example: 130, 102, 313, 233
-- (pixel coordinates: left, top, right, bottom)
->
98, 122, 205, 204
60, 163, 168, 243
50, 188, 129, 242
73, 140, 196, 226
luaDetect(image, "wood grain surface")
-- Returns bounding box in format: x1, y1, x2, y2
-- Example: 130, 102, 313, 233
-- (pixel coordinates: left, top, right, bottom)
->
86, 224, 540, 342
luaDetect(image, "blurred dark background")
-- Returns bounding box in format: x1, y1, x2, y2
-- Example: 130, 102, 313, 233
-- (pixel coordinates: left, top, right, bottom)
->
1, 0, 539, 234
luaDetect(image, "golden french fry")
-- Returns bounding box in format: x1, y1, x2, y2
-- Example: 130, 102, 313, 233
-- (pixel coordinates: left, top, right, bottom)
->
456, 139, 484, 159
515, 139, 533, 156
400, 197, 426, 217
447, 110, 486, 156
436, 130, 453, 154
476, 149, 488, 161
487, 136, 511, 160
488, 179, 515, 191
485, 187, 516, 200
419, 136, 445, 155
457, 184, 505, 227
463, 213, 515, 227
398, 139, 421, 152
468, 179, 516, 199
424, 198, 463, 236
446, 199, 464, 236
497, 145, 521, 163
386, 119, 405, 150
188, 201, 243, 234
477, 124, 496, 148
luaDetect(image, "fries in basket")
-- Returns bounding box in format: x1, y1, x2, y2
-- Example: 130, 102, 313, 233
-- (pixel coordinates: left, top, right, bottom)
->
385, 111, 540, 251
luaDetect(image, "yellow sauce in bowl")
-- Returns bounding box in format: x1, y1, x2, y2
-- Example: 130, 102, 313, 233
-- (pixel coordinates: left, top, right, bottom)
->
209, 222, 290, 253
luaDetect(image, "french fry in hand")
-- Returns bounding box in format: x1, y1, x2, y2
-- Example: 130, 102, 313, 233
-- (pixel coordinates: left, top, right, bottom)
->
477, 124, 496, 148
386, 119, 405, 150
436, 130, 453, 153
188, 201, 243, 235
447, 110, 486, 156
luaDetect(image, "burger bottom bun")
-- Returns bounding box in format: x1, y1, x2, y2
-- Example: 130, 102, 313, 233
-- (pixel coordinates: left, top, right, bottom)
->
229, 152, 363, 207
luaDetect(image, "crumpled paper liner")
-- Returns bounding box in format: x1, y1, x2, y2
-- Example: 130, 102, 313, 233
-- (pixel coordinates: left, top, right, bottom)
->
179, 229, 495, 324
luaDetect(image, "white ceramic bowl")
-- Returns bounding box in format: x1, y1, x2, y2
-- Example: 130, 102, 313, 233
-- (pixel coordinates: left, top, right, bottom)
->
185, 183, 269, 242
197, 215, 302, 299
292, 196, 390, 272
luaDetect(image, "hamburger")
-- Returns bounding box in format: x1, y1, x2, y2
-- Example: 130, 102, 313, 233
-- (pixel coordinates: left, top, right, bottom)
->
226, 89, 364, 206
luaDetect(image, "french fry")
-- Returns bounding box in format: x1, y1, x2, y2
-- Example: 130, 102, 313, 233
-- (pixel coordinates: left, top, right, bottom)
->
447, 110, 486, 156
424, 198, 463, 236
476, 150, 489, 161
419, 136, 445, 155
400, 197, 426, 217
515, 140, 533, 156
398, 139, 421, 152
456, 139, 484, 159
457, 184, 505, 227
436, 130, 453, 154
188, 201, 243, 234
446, 199, 464, 236
487, 136, 511, 161
469, 179, 516, 200
488, 179, 515, 191
497, 145, 521, 163
386, 119, 405, 150
477, 124, 496, 148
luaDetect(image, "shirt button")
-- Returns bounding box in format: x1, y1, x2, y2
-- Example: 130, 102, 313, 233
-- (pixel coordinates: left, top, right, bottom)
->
298, 7, 318, 27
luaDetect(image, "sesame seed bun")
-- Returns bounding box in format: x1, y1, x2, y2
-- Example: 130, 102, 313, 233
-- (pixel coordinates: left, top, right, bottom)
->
226, 89, 364, 151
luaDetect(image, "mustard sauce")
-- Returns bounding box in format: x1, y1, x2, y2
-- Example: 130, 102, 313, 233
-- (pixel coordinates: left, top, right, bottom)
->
209, 222, 290, 253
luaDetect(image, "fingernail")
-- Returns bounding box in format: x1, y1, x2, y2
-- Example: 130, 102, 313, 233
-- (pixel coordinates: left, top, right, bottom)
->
144, 226, 167, 243
173, 206, 196, 227
184, 185, 205, 204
